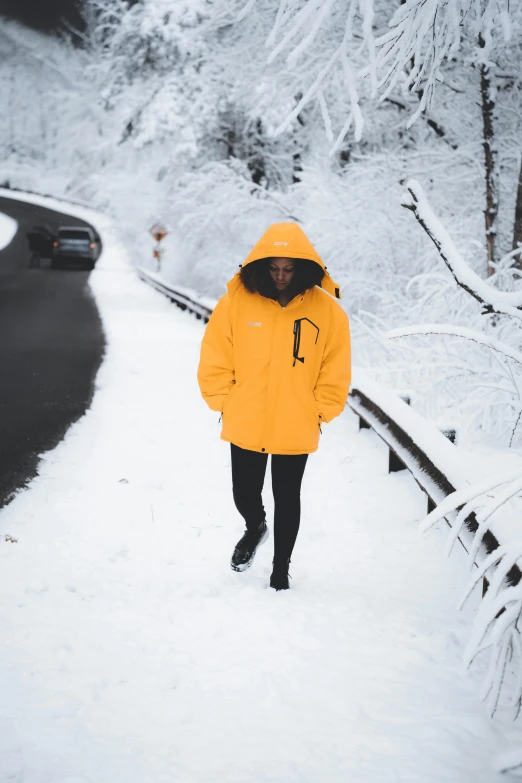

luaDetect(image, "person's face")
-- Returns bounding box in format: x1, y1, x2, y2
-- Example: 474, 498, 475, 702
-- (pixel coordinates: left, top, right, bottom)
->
269, 257, 295, 291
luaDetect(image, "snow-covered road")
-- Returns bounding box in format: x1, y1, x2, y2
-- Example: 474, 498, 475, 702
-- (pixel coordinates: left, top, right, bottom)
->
0, 212, 508, 782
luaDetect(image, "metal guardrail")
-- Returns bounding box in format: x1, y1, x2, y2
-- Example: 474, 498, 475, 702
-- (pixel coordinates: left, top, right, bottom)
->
138, 267, 215, 321
348, 386, 521, 590
137, 266, 522, 592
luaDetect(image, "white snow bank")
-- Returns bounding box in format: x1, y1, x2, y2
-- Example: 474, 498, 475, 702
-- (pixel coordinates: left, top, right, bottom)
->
0, 210, 17, 250
0, 190, 518, 781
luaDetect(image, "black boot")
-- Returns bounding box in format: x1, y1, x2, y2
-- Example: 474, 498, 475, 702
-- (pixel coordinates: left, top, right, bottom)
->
230, 519, 268, 572
270, 557, 291, 591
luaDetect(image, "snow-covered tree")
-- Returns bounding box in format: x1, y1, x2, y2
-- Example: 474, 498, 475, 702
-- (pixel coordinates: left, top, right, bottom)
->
2, 0, 522, 447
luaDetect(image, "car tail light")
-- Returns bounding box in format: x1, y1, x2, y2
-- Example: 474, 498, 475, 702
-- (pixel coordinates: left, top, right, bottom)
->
53, 241, 59, 246
89, 242, 95, 248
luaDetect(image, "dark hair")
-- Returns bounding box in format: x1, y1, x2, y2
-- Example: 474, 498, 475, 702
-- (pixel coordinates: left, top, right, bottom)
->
240, 257, 325, 300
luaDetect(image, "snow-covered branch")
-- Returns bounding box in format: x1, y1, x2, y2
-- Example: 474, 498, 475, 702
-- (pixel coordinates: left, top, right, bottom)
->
240, 0, 515, 145
417, 472, 522, 721
386, 324, 522, 367
418, 470, 522, 536
494, 746, 522, 776
368, 0, 510, 124
402, 179, 522, 319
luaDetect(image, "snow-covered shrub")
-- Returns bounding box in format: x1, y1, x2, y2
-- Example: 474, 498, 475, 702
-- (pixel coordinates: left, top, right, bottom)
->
420, 474, 522, 775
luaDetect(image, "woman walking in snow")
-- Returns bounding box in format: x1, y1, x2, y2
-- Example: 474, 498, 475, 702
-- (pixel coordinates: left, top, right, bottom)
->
197, 223, 351, 590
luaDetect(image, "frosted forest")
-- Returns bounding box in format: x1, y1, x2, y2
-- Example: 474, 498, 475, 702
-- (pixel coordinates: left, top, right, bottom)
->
2, 1, 522, 780
1, 0, 522, 449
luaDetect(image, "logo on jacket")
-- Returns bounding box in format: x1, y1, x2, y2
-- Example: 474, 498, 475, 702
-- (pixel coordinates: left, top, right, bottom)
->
248, 320, 262, 327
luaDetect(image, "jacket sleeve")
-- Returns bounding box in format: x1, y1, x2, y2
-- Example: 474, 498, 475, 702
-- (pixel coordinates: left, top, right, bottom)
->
314, 305, 351, 424
197, 294, 235, 412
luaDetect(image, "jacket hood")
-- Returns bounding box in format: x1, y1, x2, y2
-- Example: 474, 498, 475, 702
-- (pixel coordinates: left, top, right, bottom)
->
227, 222, 341, 299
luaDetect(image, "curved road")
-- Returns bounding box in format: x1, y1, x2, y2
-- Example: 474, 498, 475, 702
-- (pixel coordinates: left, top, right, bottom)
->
0, 195, 105, 508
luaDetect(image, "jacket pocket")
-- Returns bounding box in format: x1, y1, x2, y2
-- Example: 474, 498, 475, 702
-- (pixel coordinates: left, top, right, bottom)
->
222, 383, 237, 414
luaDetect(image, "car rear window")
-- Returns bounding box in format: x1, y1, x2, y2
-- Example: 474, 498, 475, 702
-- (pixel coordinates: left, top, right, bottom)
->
59, 229, 91, 240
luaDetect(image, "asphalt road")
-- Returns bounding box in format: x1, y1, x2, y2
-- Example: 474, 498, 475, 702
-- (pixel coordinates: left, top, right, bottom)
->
0, 195, 105, 508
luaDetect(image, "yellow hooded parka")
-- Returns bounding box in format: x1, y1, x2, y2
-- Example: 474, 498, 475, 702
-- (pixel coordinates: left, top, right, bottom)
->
197, 223, 351, 455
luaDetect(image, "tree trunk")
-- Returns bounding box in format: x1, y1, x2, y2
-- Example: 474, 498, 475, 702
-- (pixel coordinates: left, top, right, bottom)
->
512, 156, 522, 270
479, 36, 497, 277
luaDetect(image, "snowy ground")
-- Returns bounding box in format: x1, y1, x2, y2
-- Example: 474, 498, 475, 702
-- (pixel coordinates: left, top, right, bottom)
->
0, 210, 17, 250
0, 198, 514, 782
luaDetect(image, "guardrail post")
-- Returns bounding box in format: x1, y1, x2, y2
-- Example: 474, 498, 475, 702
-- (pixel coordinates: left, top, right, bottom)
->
388, 392, 411, 473
389, 449, 407, 473
438, 425, 458, 444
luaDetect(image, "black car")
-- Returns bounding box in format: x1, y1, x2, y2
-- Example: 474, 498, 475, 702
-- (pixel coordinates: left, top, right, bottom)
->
51, 226, 101, 270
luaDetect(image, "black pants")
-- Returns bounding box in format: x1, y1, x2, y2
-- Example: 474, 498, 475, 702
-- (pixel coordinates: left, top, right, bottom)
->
230, 443, 309, 562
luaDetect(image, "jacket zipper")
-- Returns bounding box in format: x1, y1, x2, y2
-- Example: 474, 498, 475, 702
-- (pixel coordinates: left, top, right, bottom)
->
261, 303, 285, 451
293, 318, 320, 367
293, 320, 301, 367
